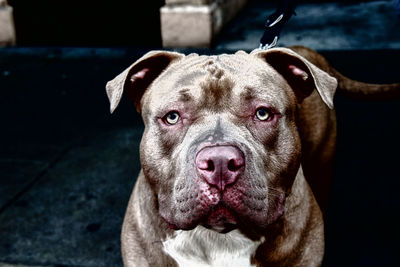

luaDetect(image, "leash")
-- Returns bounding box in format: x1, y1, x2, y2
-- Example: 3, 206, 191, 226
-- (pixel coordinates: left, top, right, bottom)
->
259, 0, 297, 50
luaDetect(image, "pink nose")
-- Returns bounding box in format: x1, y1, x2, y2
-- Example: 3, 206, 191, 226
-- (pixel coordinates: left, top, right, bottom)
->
196, 145, 245, 191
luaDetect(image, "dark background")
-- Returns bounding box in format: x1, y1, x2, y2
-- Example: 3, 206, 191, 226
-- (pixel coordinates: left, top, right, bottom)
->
8, 0, 164, 47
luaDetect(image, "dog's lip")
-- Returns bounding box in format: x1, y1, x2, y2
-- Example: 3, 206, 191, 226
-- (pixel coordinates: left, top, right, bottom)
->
200, 203, 238, 232
161, 203, 239, 232
161, 216, 197, 231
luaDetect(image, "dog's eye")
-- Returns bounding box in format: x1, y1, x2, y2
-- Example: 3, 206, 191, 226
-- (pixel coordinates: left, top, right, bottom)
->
164, 111, 180, 125
255, 108, 271, 121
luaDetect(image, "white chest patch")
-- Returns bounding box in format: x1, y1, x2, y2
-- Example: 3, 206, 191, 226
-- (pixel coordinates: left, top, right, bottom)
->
162, 226, 264, 267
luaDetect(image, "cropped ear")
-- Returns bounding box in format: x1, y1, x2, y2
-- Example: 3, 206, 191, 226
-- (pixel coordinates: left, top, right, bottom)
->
252, 48, 337, 109
106, 51, 184, 113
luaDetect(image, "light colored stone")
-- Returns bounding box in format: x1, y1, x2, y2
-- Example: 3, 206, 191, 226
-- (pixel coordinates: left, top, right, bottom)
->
0, 1, 16, 47
161, 5, 213, 47
161, 0, 247, 47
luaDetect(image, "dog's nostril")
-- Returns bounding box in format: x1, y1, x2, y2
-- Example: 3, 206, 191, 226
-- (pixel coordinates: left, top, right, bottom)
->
228, 159, 241, 172
207, 160, 215, 171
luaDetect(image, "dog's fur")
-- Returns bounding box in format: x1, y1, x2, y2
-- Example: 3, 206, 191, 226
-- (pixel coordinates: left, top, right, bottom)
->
106, 46, 399, 267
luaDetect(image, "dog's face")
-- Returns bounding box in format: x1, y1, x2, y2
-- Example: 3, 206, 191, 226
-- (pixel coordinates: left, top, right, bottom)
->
106, 49, 336, 234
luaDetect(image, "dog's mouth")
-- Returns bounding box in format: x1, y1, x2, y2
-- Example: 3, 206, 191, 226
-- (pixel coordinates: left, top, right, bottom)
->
201, 204, 238, 233
163, 202, 239, 233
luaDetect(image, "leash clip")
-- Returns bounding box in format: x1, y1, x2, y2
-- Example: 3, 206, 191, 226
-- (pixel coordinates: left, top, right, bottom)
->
259, 36, 278, 50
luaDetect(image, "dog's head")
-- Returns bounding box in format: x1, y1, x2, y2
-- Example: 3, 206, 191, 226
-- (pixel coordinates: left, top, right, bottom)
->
106, 48, 336, 233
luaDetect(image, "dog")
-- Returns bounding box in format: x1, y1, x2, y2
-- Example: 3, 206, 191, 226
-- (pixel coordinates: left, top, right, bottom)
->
106, 46, 399, 266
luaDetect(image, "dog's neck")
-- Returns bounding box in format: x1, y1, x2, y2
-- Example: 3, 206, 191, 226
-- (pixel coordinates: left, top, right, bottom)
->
162, 225, 264, 267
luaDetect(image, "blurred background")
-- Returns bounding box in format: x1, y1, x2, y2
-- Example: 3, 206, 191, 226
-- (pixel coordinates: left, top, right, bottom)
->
0, 0, 399, 266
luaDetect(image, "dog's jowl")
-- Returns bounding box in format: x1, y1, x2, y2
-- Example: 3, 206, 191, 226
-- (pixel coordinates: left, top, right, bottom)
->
106, 46, 399, 267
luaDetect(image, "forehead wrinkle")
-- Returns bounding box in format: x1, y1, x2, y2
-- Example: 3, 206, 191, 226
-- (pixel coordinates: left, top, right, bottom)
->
178, 88, 194, 103
239, 86, 257, 101
199, 70, 234, 112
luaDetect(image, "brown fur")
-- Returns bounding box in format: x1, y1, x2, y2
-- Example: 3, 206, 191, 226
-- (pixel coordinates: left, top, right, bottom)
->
105, 46, 400, 267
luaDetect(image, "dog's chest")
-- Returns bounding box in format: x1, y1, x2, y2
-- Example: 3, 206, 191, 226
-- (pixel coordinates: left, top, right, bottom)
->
162, 226, 263, 267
